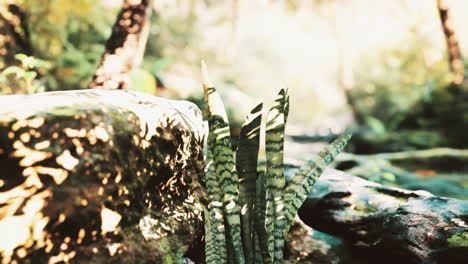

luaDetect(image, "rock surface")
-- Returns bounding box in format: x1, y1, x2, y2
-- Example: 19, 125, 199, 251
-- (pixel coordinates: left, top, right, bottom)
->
0, 90, 206, 263
284, 219, 348, 264
298, 168, 468, 264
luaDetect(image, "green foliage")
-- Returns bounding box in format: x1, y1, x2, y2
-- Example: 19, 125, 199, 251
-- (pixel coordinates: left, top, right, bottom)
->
447, 233, 468, 247
202, 62, 351, 264
366, 116, 387, 136
15, 0, 114, 92
134, 56, 174, 95
1, 1, 172, 95
351, 36, 452, 131
129, 68, 157, 95
203, 61, 245, 263
236, 102, 263, 263
0, 54, 51, 94
264, 89, 289, 262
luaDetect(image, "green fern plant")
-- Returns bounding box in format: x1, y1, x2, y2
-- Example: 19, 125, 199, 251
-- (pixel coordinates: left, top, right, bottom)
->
201, 61, 351, 264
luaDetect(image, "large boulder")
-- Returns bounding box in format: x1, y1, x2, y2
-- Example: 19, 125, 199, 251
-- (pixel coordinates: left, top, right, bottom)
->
0, 90, 206, 263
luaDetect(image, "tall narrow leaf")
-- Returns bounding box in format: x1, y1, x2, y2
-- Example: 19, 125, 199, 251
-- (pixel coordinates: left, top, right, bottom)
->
264, 89, 289, 262
202, 61, 245, 264
204, 153, 227, 263
204, 208, 222, 264
284, 134, 352, 232
253, 171, 271, 263
236, 103, 263, 264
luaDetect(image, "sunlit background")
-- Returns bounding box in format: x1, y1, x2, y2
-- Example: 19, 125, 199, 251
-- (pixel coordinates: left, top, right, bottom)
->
2, 0, 467, 132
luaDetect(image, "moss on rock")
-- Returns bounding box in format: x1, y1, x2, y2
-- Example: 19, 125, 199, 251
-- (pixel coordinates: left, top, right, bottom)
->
0, 90, 207, 263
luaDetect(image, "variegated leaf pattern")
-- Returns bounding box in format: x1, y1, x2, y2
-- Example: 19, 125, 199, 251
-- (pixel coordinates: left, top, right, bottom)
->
204, 208, 222, 264
253, 171, 272, 263
202, 62, 245, 264
201, 61, 351, 264
204, 152, 227, 262
264, 89, 289, 263
236, 103, 263, 264
283, 134, 352, 233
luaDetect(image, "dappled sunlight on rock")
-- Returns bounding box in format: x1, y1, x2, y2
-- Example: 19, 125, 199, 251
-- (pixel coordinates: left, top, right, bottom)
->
0, 90, 207, 263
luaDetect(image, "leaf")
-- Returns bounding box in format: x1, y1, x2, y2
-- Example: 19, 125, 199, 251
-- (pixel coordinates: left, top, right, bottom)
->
253, 171, 271, 263
1, 66, 24, 78
15, 54, 36, 69
202, 61, 245, 264
23, 71, 38, 82
33, 58, 52, 69
283, 134, 352, 233
204, 152, 227, 263
367, 116, 386, 135
129, 68, 157, 95
204, 208, 222, 264
264, 89, 289, 263
14, 54, 29, 64
236, 102, 263, 264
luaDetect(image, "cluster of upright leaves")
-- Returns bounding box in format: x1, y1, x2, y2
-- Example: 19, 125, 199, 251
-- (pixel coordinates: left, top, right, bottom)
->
202, 62, 351, 264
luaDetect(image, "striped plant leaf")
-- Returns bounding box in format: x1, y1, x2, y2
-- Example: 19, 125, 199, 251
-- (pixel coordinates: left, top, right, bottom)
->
236, 102, 263, 264
204, 208, 222, 264
253, 171, 272, 263
202, 61, 245, 264
264, 89, 289, 263
265, 187, 275, 261
204, 152, 227, 263
283, 93, 290, 123
283, 134, 352, 232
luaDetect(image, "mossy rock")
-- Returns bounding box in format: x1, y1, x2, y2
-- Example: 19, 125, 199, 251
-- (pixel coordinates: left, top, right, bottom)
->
0, 90, 207, 263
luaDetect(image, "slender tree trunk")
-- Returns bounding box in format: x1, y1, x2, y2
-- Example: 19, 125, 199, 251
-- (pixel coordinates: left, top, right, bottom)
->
227, 0, 239, 62
437, 0, 465, 85
90, 0, 154, 90
330, 1, 363, 124
0, 2, 32, 69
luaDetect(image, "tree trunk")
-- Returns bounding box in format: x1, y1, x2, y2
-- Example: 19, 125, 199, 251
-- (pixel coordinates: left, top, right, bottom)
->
0, 2, 32, 69
329, 1, 364, 124
437, 0, 465, 85
0, 89, 206, 263
298, 168, 468, 264
90, 0, 154, 90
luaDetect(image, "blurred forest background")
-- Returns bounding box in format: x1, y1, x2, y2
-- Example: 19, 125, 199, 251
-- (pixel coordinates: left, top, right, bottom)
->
1, 0, 467, 199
